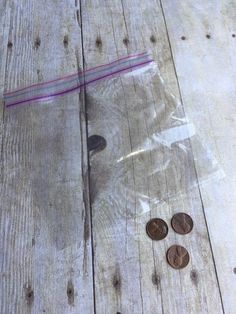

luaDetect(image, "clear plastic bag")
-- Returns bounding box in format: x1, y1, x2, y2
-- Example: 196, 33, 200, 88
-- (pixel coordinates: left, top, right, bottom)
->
87, 58, 223, 220
4, 52, 222, 245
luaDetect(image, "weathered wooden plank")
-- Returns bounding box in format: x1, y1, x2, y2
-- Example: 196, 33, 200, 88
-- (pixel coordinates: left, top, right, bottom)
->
161, 1, 236, 313
0, 0, 10, 118
0, 1, 94, 313
0, 1, 10, 197
81, 0, 223, 313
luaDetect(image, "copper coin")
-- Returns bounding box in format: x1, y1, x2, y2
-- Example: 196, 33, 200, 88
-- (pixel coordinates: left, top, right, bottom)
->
171, 213, 193, 235
146, 218, 168, 240
166, 245, 190, 269
88, 135, 106, 152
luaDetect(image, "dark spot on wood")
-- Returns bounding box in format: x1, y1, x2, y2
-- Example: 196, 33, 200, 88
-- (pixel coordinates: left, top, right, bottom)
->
83, 217, 90, 242
76, 10, 81, 27
24, 284, 34, 306
34, 37, 41, 49
150, 35, 156, 43
63, 35, 69, 48
96, 36, 102, 51
123, 37, 129, 46
117, 312, 121, 314
67, 280, 74, 306
190, 270, 199, 286
112, 271, 121, 292
206, 34, 211, 39
43, 310, 46, 313
232, 34, 236, 38
37, 69, 40, 75
82, 175, 90, 245
32, 238, 35, 246
7, 41, 13, 49
152, 272, 160, 288
113, 277, 120, 289
233, 267, 236, 274
181, 36, 186, 40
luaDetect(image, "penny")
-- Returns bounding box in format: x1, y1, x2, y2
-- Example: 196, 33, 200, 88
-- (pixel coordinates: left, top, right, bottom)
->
146, 218, 168, 240
87, 135, 107, 152
166, 245, 190, 269
171, 213, 193, 235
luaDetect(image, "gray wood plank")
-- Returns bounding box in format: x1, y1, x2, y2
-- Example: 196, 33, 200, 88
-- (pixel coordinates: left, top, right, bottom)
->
81, 0, 224, 313
0, 1, 94, 313
0, 0, 11, 118
161, 1, 236, 313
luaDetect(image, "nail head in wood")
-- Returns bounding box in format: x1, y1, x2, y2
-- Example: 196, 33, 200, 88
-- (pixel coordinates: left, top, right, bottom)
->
7, 41, 13, 49
150, 35, 157, 43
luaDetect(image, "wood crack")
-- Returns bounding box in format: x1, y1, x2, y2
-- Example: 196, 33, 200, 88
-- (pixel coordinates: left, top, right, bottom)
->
78, 1, 97, 313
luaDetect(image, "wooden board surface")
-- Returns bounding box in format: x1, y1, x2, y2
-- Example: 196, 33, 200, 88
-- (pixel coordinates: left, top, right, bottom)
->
0, 1, 94, 313
0, 0, 234, 313
161, 1, 236, 313
81, 0, 223, 313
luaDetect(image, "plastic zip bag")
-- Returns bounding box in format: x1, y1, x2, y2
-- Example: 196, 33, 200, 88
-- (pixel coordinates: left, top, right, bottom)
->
4, 52, 222, 245
87, 56, 223, 220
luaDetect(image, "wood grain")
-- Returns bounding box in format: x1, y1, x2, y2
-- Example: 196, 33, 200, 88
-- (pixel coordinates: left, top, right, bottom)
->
0, 0, 10, 118
1, 0, 233, 313
161, 1, 236, 313
81, 0, 223, 313
0, 1, 94, 313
